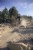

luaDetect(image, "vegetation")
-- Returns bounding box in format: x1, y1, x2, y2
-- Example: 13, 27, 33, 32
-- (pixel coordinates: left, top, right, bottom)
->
21, 15, 32, 21
0, 6, 32, 24
0, 7, 21, 24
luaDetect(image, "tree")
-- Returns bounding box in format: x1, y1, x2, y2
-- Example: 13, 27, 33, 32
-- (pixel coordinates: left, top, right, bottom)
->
9, 7, 18, 18
9, 6, 18, 24
0, 11, 2, 23
2, 8, 9, 22
17, 14, 21, 24
0, 11, 2, 19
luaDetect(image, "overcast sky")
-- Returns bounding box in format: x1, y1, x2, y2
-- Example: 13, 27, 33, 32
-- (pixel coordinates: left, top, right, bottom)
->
0, 0, 33, 16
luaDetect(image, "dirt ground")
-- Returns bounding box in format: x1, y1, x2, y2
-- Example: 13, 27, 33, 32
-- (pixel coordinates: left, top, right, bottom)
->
0, 23, 33, 48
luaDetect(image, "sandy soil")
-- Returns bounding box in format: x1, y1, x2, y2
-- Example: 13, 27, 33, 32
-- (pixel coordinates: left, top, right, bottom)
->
0, 24, 33, 48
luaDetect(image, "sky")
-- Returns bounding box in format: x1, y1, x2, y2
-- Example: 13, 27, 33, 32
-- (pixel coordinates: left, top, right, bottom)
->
0, 0, 33, 16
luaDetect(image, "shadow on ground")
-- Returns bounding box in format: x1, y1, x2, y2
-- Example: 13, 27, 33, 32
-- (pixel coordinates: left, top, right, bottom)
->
11, 27, 33, 34
0, 41, 33, 50
0, 47, 10, 50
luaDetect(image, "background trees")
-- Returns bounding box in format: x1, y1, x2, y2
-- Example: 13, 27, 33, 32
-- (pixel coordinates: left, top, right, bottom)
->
9, 7, 18, 17
0, 6, 32, 24
0, 11, 2, 18
2, 8, 9, 23
9, 7, 18, 24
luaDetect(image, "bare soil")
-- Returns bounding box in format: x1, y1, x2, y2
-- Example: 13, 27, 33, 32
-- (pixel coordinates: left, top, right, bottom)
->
0, 24, 33, 48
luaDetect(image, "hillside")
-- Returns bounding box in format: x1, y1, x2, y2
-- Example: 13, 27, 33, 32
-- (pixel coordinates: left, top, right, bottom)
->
0, 23, 33, 48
